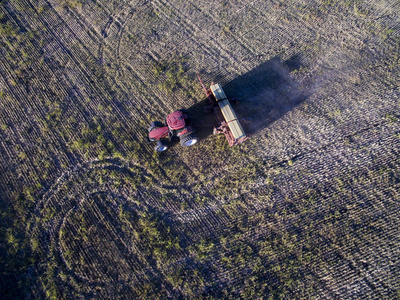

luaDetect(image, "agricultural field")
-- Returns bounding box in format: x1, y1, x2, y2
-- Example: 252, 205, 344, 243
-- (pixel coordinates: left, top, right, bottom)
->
0, 0, 400, 298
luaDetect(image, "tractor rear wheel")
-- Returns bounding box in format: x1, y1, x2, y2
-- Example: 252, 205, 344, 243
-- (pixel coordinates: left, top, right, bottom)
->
154, 140, 168, 152
180, 133, 199, 147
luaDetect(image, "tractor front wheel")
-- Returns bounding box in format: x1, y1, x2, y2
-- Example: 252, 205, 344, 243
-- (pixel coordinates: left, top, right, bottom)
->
180, 134, 199, 147
154, 140, 168, 152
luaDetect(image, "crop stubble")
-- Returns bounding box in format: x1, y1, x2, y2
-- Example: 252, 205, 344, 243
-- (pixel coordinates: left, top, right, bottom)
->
0, 0, 399, 298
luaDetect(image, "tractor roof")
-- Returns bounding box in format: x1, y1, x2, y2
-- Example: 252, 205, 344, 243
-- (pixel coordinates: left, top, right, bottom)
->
166, 110, 186, 130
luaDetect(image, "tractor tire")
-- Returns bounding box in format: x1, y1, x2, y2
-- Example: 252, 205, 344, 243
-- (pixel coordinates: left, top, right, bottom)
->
180, 133, 199, 147
154, 140, 168, 152
148, 121, 164, 133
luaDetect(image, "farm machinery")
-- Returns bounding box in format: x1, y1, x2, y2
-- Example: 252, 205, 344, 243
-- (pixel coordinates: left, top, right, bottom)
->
199, 76, 249, 147
147, 110, 198, 152
147, 77, 248, 151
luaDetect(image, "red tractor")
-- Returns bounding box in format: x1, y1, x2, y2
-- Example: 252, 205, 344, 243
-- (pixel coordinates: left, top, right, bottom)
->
147, 110, 199, 152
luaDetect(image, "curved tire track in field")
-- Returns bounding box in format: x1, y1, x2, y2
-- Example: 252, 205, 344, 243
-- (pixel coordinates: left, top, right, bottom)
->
28, 158, 163, 295
27, 157, 222, 297
16, 0, 153, 152
97, 0, 150, 75
27, 156, 265, 297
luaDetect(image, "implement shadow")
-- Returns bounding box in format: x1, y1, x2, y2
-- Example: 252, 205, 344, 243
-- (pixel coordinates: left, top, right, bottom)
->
188, 55, 307, 141
224, 56, 307, 135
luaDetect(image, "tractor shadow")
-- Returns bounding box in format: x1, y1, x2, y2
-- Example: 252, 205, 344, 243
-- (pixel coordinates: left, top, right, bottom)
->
187, 55, 308, 141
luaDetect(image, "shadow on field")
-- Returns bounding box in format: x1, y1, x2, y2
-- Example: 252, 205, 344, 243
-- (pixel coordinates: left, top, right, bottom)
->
187, 56, 307, 142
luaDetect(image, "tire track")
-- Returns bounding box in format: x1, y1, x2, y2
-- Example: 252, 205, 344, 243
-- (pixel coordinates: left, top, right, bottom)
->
16, 0, 153, 155
27, 157, 219, 297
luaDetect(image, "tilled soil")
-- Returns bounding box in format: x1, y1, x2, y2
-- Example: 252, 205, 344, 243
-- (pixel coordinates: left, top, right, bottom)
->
0, 0, 399, 298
